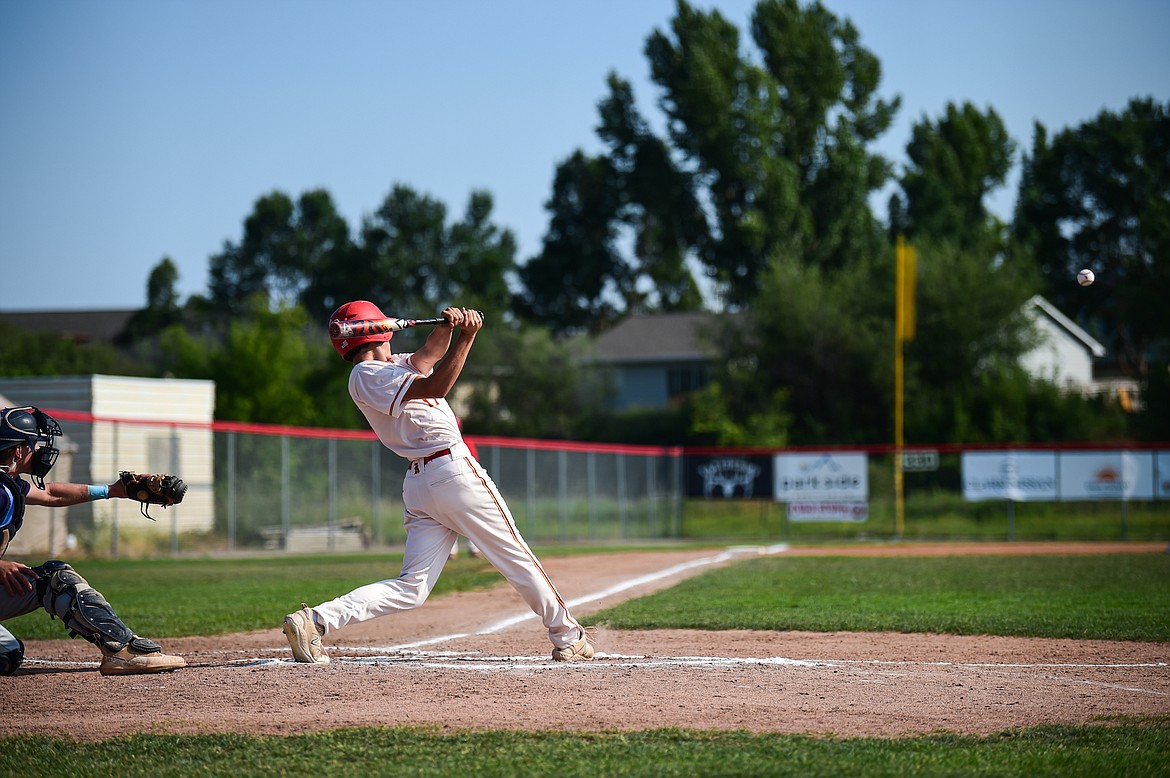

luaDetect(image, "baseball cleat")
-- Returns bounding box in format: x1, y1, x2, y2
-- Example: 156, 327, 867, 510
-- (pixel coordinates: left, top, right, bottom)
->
551, 629, 594, 662
283, 604, 330, 664
99, 644, 187, 676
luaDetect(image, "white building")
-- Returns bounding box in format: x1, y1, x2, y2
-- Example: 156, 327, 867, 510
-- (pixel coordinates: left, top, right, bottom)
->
1019, 295, 1107, 391
0, 375, 216, 544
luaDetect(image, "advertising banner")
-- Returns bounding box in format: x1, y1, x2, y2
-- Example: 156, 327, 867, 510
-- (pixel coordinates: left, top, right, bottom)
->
962, 452, 1057, 501
773, 452, 867, 502
1058, 451, 1155, 500
686, 455, 773, 499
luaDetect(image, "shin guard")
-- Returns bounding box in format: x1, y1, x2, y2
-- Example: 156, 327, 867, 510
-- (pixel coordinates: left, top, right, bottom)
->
32, 560, 154, 655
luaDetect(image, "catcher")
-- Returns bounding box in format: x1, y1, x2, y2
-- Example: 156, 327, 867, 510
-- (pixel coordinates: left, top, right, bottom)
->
0, 405, 187, 675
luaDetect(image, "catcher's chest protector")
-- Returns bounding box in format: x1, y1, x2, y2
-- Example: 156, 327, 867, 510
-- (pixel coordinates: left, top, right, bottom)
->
0, 471, 26, 550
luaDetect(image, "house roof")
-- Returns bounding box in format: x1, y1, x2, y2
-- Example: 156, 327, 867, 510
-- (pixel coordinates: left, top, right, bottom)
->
591, 312, 722, 364
1025, 295, 1106, 358
0, 309, 137, 344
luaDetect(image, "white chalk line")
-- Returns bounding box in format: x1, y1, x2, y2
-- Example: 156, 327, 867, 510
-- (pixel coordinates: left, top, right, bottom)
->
978, 668, 1167, 697
389, 543, 789, 651
24, 651, 1169, 682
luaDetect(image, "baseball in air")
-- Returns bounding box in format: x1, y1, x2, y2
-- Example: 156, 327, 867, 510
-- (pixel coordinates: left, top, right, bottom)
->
1077, 268, 1095, 287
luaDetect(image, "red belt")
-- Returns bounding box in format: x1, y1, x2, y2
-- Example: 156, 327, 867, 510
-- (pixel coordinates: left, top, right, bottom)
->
418, 448, 451, 466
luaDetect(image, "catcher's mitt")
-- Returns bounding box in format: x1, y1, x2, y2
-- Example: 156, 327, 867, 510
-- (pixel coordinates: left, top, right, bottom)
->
119, 471, 188, 520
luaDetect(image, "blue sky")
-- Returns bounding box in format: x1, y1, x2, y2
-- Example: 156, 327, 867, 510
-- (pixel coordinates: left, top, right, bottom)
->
2, 0, 1167, 312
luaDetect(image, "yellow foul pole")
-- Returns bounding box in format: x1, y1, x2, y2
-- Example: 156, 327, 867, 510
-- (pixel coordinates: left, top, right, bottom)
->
894, 234, 916, 540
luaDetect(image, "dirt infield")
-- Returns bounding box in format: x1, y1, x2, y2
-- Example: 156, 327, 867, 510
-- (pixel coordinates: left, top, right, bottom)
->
9, 542, 1170, 740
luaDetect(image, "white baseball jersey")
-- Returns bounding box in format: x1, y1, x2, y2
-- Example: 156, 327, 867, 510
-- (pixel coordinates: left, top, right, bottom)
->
347, 353, 460, 460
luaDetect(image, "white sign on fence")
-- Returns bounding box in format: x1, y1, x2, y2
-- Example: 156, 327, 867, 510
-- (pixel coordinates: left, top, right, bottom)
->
787, 501, 869, 522
1058, 451, 1155, 500
962, 452, 1057, 501
773, 452, 868, 502
902, 450, 939, 471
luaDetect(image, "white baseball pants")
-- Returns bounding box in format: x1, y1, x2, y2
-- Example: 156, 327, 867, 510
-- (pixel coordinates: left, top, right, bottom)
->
311, 442, 584, 650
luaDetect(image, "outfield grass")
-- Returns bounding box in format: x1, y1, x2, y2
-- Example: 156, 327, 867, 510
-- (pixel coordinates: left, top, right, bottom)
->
2, 721, 1168, 777
587, 554, 1170, 642
8, 550, 1169, 642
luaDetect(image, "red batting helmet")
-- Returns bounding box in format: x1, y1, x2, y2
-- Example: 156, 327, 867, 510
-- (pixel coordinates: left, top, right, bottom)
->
329, 300, 392, 360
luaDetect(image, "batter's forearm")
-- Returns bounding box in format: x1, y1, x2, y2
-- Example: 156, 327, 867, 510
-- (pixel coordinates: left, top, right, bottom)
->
404, 332, 476, 400
411, 327, 456, 375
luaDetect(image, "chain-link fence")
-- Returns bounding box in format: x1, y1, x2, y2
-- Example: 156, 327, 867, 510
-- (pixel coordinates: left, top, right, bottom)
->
11, 413, 1170, 559
16, 415, 685, 557
211, 433, 682, 555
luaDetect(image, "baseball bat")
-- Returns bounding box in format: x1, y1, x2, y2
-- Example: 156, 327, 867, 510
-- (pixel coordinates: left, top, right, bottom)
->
329, 312, 484, 340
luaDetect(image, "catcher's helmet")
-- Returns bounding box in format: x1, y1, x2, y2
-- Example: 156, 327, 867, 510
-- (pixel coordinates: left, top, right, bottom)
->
0, 406, 61, 488
329, 300, 392, 360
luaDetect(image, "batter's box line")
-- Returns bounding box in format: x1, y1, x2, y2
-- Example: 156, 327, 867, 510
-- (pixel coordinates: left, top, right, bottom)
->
331, 652, 1169, 673
828, 659, 1169, 669
257, 650, 1170, 673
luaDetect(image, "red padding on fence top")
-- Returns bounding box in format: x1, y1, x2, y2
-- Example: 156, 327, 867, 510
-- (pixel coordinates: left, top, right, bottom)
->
467, 436, 677, 456
40, 408, 377, 441
38, 408, 1163, 453
211, 420, 377, 440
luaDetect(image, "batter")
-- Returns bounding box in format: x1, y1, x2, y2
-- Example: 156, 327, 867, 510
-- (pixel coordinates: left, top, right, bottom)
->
283, 302, 594, 663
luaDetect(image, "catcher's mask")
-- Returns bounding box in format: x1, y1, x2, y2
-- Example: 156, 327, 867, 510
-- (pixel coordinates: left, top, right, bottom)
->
0, 406, 61, 489
329, 300, 392, 360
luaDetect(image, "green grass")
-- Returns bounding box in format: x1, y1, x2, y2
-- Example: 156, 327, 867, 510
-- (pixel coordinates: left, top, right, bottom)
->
4, 552, 504, 639
680, 495, 1170, 543
586, 554, 1170, 641
2, 721, 1169, 777
9, 549, 1169, 642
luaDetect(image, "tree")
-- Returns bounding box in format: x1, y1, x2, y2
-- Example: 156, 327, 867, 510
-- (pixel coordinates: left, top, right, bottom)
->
0, 322, 150, 378
899, 102, 1015, 250
446, 191, 520, 315
688, 381, 791, 447
710, 234, 1054, 446
719, 255, 893, 444
458, 324, 609, 439
595, 74, 706, 312
749, 0, 897, 271
1013, 97, 1170, 382
643, 0, 803, 305
119, 257, 184, 345
320, 185, 520, 322
207, 190, 352, 317
160, 304, 331, 425
357, 185, 450, 316
644, 0, 898, 303
901, 239, 1041, 443
952, 365, 1130, 444
518, 0, 899, 319
514, 152, 627, 334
